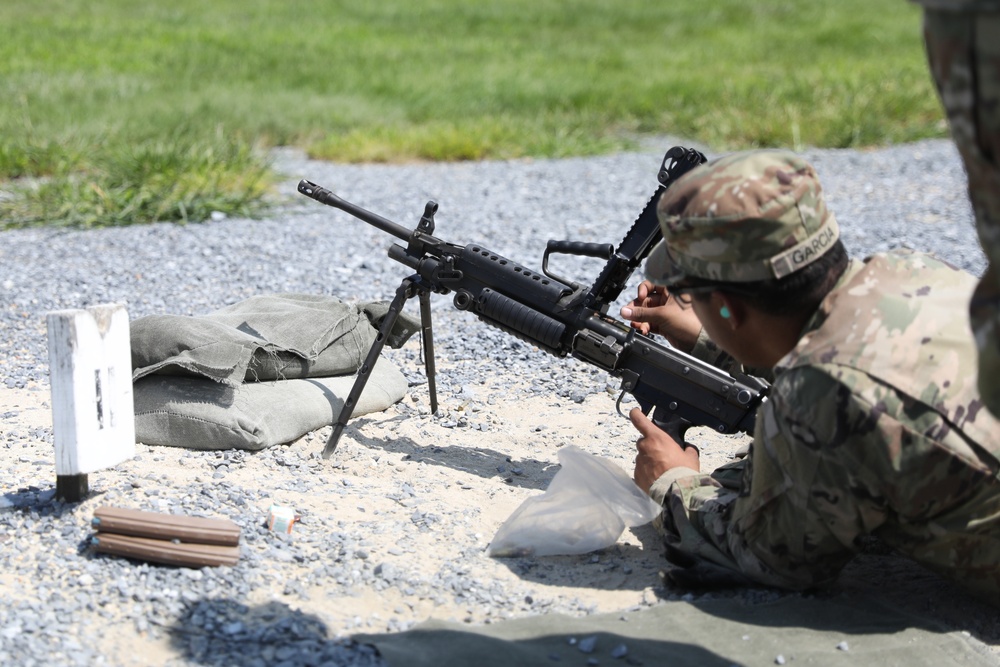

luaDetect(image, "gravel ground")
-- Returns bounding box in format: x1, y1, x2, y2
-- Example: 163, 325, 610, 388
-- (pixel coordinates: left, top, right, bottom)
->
0, 138, 992, 666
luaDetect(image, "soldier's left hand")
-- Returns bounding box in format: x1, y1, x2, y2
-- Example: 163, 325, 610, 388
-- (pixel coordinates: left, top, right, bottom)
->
620, 280, 701, 351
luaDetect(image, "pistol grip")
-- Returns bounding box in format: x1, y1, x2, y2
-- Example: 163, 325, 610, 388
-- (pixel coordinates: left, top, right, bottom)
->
636, 397, 691, 445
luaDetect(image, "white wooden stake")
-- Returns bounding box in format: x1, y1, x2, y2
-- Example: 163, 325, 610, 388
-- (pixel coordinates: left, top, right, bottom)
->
47, 303, 135, 499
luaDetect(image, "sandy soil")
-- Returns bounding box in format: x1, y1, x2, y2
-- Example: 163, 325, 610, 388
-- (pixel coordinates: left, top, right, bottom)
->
2, 367, 999, 664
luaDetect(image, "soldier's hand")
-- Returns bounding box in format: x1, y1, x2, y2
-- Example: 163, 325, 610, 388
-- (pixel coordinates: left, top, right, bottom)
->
629, 407, 700, 493
620, 280, 701, 352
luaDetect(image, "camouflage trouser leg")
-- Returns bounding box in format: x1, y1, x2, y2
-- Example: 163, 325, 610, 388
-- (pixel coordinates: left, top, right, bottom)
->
657, 455, 758, 589
924, 9, 1000, 417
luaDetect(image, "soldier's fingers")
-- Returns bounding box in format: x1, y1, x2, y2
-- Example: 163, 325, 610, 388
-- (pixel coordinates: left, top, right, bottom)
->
620, 304, 644, 322
629, 407, 658, 438
636, 280, 655, 300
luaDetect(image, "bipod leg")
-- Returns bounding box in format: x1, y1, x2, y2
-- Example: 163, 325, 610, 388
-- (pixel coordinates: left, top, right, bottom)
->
322, 277, 420, 458
418, 290, 438, 414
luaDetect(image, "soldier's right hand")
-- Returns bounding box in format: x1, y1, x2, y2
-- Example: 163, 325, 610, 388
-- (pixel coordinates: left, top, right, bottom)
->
629, 407, 700, 493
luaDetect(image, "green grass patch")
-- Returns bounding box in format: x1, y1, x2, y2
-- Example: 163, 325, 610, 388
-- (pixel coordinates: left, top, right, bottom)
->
0, 135, 272, 230
0, 0, 943, 227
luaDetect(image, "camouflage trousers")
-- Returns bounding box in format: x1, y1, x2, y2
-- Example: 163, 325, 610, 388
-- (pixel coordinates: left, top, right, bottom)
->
923, 9, 1000, 417
655, 452, 1000, 605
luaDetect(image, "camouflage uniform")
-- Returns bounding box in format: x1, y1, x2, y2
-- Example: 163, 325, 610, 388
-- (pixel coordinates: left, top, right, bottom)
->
644, 151, 1000, 601
914, 0, 1000, 417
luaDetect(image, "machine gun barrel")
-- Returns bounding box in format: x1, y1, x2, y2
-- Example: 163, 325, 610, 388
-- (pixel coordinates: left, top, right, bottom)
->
298, 179, 412, 242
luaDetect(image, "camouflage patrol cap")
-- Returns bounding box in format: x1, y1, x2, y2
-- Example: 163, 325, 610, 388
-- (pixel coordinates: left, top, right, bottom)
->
645, 150, 840, 284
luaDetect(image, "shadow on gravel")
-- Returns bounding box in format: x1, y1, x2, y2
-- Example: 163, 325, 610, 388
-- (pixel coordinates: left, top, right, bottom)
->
0, 485, 101, 555
341, 417, 558, 491
0, 484, 100, 518
168, 598, 381, 667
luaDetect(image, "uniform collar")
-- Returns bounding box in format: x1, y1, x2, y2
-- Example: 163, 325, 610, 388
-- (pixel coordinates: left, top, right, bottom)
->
773, 258, 864, 374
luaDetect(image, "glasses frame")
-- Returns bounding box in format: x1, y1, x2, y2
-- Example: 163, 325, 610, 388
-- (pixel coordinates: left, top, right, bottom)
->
669, 282, 760, 307
667, 284, 719, 306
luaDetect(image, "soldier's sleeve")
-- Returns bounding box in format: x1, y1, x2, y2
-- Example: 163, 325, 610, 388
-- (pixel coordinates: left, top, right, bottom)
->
650, 366, 880, 590
687, 329, 775, 383
687, 329, 732, 367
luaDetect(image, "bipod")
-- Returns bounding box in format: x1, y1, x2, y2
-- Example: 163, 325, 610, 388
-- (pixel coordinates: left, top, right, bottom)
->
322, 275, 438, 458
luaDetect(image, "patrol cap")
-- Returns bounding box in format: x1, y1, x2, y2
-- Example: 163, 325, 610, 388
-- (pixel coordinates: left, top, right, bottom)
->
645, 150, 840, 285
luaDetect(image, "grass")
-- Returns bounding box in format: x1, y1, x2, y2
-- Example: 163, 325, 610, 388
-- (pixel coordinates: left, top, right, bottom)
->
0, 0, 943, 228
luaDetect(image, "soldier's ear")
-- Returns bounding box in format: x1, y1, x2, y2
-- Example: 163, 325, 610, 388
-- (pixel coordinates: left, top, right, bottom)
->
714, 293, 744, 330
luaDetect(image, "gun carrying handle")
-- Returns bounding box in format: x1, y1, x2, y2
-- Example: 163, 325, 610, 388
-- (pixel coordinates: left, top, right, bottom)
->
544, 240, 614, 259
542, 241, 613, 286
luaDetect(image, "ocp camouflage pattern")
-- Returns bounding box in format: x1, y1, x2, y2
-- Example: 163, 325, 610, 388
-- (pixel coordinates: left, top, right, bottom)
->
919, 2, 1000, 417
649, 250, 1000, 603
653, 150, 840, 283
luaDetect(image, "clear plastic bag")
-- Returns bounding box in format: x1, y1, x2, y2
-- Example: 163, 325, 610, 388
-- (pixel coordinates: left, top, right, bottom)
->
487, 445, 661, 557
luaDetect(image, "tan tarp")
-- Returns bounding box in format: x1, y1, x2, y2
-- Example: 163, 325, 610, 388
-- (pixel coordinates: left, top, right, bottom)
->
357, 592, 995, 667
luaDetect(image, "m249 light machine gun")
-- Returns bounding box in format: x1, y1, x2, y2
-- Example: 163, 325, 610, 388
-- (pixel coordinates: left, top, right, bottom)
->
298, 146, 768, 458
